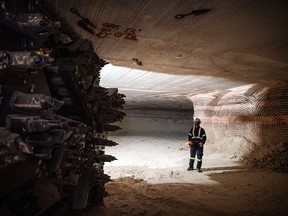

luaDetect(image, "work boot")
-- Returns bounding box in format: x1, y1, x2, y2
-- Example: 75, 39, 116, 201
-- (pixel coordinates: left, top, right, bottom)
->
197, 168, 202, 172
187, 167, 194, 171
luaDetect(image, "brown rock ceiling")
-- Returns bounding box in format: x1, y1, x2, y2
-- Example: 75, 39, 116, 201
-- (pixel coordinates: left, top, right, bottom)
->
48, 0, 288, 82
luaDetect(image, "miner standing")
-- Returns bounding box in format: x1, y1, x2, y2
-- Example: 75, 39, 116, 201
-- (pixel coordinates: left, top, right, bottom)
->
187, 118, 207, 172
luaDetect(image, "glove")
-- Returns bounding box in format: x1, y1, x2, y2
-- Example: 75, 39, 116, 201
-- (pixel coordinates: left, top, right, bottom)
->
199, 142, 203, 147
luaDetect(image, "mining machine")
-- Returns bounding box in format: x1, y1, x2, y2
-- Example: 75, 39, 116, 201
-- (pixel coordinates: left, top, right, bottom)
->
0, 0, 125, 214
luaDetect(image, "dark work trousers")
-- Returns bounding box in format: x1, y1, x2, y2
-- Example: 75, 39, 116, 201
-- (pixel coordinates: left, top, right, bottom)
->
189, 144, 203, 169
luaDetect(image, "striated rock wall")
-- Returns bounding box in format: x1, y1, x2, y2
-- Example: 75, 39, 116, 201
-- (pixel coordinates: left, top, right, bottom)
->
191, 82, 288, 171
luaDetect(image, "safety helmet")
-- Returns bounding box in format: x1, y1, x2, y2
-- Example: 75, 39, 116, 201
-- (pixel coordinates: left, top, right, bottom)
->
194, 118, 201, 123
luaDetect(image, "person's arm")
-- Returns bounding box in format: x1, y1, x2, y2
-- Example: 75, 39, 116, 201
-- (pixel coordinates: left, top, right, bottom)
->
188, 128, 193, 145
201, 128, 207, 144
188, 128, 192, 141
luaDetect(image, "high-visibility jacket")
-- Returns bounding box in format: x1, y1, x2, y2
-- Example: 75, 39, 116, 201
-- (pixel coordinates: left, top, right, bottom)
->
188, 126, 206, 144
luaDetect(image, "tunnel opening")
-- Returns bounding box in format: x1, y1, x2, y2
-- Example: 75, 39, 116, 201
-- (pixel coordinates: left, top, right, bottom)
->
100, 64, 267, 184
95, 65, 288, 215
98, 66, 288, 216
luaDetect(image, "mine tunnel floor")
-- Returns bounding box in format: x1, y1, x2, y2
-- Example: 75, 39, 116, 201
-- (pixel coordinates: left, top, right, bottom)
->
101, 135, 288, 216
47, 135, 288, 216
105, 135, 245, 184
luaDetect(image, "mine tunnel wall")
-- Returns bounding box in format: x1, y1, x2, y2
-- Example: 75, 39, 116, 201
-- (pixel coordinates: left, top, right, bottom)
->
112, 110, 194, 137
192, 82, 288, 171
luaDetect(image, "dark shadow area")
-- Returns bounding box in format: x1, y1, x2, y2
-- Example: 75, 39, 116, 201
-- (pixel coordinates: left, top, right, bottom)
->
59, 169, 288, 216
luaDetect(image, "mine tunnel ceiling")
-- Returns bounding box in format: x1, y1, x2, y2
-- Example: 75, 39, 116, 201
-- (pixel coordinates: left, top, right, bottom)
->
49, 0, 288, 82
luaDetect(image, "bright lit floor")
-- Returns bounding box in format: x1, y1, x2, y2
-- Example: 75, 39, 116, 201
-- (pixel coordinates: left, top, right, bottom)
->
98, 135, 288, 216
105, 135, 241, 184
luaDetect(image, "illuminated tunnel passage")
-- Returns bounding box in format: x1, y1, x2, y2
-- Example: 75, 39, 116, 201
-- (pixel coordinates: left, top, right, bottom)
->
101, 67, 288, 179
101, 67, 287, 186
100, 74, 288, 216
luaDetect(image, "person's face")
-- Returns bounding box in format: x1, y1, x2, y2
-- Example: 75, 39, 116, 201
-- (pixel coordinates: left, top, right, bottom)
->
194, 121, 200, 127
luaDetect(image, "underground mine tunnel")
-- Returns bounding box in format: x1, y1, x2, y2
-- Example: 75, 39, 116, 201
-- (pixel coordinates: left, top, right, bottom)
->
0, 0, 288, 215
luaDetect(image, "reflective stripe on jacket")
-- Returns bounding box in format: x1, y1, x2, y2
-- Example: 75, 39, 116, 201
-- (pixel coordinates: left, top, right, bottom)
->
188, 126, 206, 143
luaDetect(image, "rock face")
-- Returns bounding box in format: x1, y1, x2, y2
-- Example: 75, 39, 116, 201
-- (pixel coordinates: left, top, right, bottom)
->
193, 83, 288, 171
